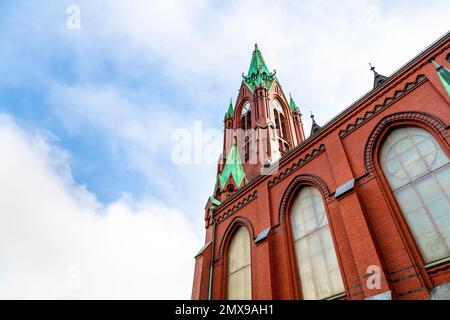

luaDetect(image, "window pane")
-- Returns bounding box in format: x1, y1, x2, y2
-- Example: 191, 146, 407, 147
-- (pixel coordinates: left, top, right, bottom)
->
228, 227, 251, 300
290, 187, 345, 300
380, 127, 450, 264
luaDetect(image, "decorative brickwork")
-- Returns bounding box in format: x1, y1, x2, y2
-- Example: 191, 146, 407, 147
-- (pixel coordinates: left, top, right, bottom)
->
339, 75, 427, 138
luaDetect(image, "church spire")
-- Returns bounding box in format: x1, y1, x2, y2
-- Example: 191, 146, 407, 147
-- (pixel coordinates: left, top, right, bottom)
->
217, 137, 247, 190
310, 111, 321, 136
248, 44, 270, 76
224, 98, 234, 119
289, 93, 300, 112
370, 63, 388, 88
243, 44, 276, 92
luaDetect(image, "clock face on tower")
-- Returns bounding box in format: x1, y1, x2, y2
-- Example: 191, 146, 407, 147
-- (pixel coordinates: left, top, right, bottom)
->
241, 102, 250, 115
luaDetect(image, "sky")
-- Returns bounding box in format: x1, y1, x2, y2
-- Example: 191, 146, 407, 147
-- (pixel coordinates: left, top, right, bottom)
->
0, 0, 448, 299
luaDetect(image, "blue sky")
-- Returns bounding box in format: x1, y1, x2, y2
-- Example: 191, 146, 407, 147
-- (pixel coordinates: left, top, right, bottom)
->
0, 0, 449, 298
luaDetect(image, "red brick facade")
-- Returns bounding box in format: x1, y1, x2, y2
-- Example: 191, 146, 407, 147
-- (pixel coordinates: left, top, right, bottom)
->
192, 33, 450, 300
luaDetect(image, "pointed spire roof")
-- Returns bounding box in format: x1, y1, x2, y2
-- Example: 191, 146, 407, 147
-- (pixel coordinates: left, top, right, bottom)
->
310, 111, 321, 136
218, 138, 247, 190
431, 59, 450, 96
289, 93, 300, 112
224, 98, 234, 119
243, 44, 276, 92
370, 63, 388, 88
247, 44, 270, 76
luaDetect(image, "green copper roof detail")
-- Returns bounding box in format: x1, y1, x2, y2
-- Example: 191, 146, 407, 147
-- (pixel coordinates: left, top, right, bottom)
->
432, 60, 450, 96
218, 141, 247, 189
225, 99, 234, 119
289, 94, 300, 112
209, 196, 221, 206
247, 44, 270, 76
243, 44, 276, 93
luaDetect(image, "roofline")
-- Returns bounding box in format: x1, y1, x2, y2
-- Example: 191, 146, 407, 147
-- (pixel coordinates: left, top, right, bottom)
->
211, 30, 450, 214
317, 30, 450, 133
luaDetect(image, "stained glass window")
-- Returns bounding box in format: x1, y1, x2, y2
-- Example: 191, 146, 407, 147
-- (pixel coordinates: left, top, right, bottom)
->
290, 187, 345, 300
380, 127, 450, 264
228, 227, 252, 300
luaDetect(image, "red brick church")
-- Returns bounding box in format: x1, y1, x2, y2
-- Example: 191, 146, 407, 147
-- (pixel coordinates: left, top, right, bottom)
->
192, 32, 450, 300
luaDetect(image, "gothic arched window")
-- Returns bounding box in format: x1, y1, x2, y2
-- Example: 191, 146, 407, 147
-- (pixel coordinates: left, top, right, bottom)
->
290, 187, 345, 300
379, 126, 450, 265
240, 102, 251, 161
273, 101, 285, 137
273, 100, 289, 153
227, 226, 252, 300
241, 102, 251, 130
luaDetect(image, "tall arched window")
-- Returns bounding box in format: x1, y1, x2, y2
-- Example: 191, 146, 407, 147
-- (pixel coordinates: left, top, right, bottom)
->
290, 187, 344, 300
241, 102, 251, 131
272, 100, 286, 138
241, 102, 251, 161
273, 100, 289, 153
380, 126, 450, 265
227, 226, 252, 300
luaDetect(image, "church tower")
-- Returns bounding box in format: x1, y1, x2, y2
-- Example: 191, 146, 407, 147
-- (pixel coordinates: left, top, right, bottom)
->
212, 44, 305, 203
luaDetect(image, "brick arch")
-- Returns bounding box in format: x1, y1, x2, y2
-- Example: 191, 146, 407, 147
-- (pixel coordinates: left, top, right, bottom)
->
218, 216, 255, 259
364, 111, 448, 173
235, 98, 251, 116
278, 174, 331, 226
233, 98, 252, 130
271, 95, 290, 116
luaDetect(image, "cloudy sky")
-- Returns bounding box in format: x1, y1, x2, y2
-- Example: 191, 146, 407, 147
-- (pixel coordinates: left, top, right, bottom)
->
0, 0, 448, 299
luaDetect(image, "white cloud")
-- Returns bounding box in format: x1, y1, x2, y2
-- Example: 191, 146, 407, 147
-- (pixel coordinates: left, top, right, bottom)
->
0, 114, 202, 299
91, 0, 450, 129
45, 83, 218, 214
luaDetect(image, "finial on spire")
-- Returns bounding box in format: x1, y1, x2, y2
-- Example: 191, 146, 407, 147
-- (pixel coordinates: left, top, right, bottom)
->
369, 62, 388, 89
310, 110, 321, 136
310, 110, 316, 123
369, 63, 378, 75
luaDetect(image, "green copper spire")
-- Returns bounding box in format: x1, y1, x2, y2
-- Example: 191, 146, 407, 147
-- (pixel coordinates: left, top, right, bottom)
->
243, 44, 276, 93
224, 99, 234, 119
218, 139, 247, 189
289, 94, 300, 112
432, 60, 450, 96
247, 44, 270, 77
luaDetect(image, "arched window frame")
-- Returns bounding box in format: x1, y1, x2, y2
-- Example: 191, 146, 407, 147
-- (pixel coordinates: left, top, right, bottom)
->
279, 174, 346, 300
367, 112, 450, 288
272, 99, 291, 153
240, 101, 251, 161
219, 217, 254, 300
